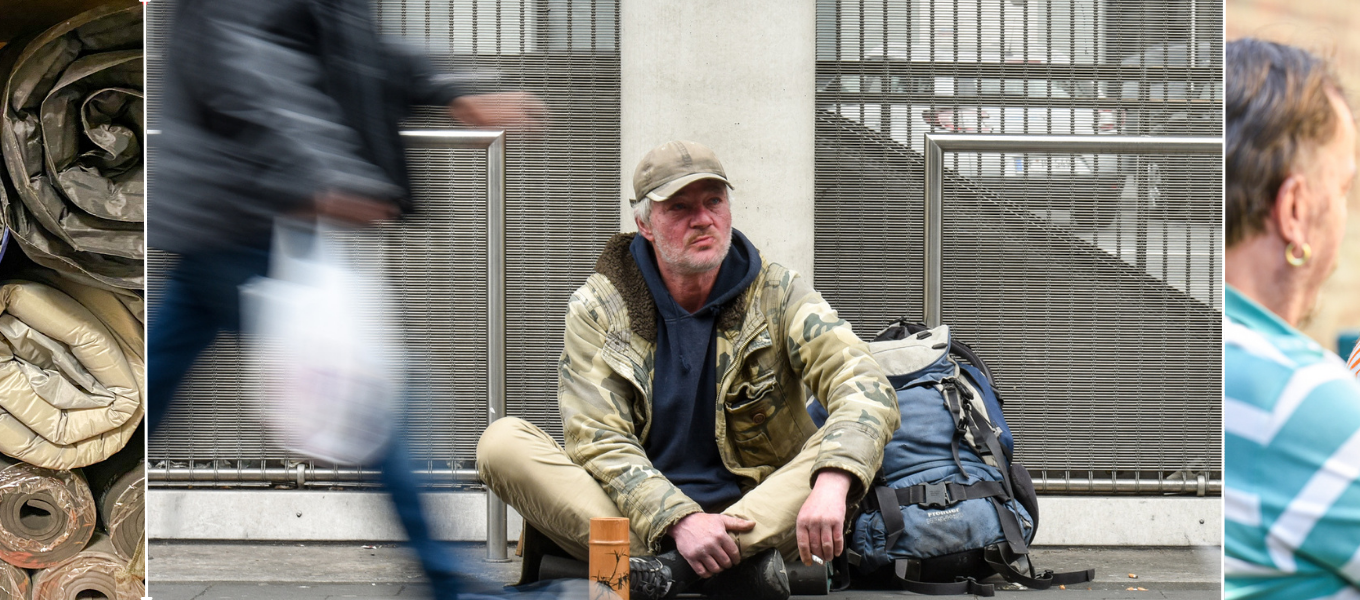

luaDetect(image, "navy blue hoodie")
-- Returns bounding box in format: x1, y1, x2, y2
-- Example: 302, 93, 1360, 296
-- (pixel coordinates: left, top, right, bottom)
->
630, 230, 762, 511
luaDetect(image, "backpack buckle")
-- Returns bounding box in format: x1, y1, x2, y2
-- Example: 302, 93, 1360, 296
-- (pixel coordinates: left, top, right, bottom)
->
923, 482, 951, 508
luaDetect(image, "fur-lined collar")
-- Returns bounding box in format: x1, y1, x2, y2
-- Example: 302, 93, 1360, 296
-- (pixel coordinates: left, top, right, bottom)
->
594, 233, 752, 343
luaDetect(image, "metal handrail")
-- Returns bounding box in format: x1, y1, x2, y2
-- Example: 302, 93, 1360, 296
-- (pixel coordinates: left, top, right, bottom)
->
922, 133, 1223, 327
399, 129, 509, 562
147, 466, 1221, 495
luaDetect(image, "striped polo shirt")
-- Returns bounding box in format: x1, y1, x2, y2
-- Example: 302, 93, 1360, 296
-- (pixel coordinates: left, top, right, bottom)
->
1225, 286, 1360, 600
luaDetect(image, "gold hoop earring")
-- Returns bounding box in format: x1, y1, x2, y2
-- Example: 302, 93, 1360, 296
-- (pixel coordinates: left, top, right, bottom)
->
1286, 242, 1312, 267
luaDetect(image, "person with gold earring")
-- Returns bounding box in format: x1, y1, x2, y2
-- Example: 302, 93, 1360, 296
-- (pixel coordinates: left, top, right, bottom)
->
1224, 39, 1360, 600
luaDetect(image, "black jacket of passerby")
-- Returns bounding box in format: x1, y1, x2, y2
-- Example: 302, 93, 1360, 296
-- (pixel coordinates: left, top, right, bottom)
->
150, 0, 466, 254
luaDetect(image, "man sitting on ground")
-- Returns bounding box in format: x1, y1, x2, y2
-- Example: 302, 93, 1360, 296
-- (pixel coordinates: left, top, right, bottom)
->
478, 140, 899, 600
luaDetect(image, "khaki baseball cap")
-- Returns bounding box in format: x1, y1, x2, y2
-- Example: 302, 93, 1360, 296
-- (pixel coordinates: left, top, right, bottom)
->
632, 140, 733, 203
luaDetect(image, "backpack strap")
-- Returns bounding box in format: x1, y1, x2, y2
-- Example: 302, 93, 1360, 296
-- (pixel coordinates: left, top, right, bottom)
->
874, 485, 907, 550
865, 480, 1008, 512
947, 374, 1033, 559
939, 379, 973, 476
951, 374, 1011, 468
982, 544, 1096, 590
987, 497, 1030, 556
866, 479, 1010, 553
974, 412, 1029, 558
938, 374, 1031, 558
980, 428, 1015, 498
893, 559, 995, 596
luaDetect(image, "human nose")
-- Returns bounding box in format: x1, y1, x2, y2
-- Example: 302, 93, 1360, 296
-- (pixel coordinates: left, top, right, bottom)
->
691, 202, 717, 228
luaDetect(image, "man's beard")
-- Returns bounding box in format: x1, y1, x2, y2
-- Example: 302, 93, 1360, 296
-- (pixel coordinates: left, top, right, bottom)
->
655, 228, 732, 275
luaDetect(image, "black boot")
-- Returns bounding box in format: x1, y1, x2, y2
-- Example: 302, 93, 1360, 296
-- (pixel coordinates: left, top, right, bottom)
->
629, 555, 678, 600
650, 550, 704, 597
700, 548, 790, 600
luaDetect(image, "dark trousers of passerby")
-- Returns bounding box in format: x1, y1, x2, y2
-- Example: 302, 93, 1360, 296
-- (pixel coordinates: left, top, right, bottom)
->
148, 245, 464, 600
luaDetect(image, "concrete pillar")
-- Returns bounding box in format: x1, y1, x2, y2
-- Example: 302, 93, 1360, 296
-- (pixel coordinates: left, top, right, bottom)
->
620, 0, 817, 279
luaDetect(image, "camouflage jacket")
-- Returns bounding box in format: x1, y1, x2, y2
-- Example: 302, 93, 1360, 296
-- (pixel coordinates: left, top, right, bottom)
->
558, 233, 899, 551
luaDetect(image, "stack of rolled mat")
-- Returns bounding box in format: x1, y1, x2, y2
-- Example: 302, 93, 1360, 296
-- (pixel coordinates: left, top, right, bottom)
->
122, 536, 142, 581
0, 562, 27, 600
0, 456, 96, 570
0, 0, 143, 293
0, 279, 143, 470
95, 465, 139, 562
31, 534, 143, 600
81, 433, 141, 563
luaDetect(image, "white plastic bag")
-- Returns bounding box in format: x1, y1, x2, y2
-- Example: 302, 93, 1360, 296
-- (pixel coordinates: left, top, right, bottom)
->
240, 218, 401, 465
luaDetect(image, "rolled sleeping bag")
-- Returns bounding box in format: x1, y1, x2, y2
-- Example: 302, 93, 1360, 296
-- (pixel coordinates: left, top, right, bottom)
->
0, 455, 96, 569
114, 293, 142, 327
0, 280, 143, 470
0, 1, 143, 293
0, 561, 29, 600
26, 269, 143, 363
21, 270, 145, 420
32, 533, 145, 600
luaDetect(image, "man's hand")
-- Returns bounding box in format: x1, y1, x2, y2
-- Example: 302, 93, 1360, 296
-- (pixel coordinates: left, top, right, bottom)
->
448, 91, 547, 131
668, 513, 755, 578
313, 190, 399, 225
796, 469, 853, 566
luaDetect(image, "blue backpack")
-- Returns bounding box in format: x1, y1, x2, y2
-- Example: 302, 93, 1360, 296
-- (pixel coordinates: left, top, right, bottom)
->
810, 321, 1093, 595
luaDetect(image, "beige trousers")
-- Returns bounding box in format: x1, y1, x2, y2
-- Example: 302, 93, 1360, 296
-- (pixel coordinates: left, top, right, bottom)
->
476, 416, 823, 562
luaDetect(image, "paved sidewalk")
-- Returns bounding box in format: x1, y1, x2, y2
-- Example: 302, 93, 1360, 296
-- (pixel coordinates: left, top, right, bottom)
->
147, 541, 1222, 599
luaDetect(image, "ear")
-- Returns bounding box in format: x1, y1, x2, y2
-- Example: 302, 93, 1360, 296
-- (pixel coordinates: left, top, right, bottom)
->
1273, 173, 1311, 245
636, 216, 655, 242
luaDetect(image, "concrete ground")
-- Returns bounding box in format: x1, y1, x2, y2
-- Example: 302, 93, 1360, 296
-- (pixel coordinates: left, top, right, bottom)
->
147, 541, 1221, 599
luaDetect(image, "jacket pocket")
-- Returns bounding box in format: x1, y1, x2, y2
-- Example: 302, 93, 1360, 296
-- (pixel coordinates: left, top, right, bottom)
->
725, 374, 804, 468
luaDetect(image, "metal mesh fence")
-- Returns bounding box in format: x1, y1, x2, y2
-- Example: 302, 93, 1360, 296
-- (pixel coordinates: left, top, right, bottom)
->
149, 0, 1222, 493
147, 0, 621, 484
815, 0, 1222, 489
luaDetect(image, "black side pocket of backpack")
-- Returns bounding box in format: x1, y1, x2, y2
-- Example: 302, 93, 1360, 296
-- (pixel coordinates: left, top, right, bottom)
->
1009, 461, 1040, 532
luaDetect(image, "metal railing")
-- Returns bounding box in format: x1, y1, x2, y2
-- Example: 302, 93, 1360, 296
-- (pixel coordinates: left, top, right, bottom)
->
147, 129, 512, 561
149, 465, 1220, 495
922, 133, 1223, 492
922, 133, 1223, 328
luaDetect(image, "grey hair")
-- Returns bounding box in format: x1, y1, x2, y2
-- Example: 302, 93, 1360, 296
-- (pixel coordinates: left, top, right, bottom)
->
631, 197, 655, 226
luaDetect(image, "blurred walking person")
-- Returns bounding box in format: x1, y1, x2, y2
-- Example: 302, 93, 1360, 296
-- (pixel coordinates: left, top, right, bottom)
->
148, 1, 543, 598
1224, 39, 1360, 600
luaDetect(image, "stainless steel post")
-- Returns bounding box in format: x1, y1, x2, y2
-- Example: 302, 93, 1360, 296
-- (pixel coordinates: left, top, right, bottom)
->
924, 137, 944, 327
401, 130, 509, 562
485, 133, 510, 563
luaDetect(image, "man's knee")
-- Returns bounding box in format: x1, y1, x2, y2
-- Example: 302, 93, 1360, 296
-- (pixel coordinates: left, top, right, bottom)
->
476, 416, 538, 481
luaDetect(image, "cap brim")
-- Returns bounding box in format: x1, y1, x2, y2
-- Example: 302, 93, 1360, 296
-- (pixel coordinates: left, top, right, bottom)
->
643, 173, 732, 203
